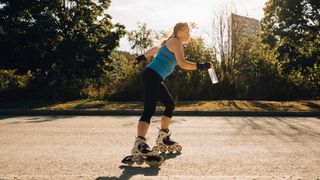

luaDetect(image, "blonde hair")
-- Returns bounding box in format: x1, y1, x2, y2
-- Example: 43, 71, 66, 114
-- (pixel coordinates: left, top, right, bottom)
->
160, 22, 189, 45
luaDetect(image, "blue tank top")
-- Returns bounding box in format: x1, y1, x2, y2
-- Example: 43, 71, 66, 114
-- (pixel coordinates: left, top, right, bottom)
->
146, 45, 177, 80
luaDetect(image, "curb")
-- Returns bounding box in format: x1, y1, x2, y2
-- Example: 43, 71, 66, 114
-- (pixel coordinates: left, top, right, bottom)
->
0, 109, 319, 117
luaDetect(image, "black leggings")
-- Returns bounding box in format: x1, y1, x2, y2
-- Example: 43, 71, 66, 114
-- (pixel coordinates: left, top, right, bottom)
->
139, 68, 175, 124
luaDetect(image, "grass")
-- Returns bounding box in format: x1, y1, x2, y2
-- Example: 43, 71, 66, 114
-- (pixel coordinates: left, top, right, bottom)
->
1, 99, 320, 112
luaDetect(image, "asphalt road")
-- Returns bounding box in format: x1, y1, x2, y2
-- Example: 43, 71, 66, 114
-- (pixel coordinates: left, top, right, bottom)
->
0, 116, 319, 180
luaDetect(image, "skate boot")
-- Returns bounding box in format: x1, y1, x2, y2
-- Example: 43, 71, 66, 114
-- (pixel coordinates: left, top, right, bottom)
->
153, 129, 182, 154
121, 137, 163, 166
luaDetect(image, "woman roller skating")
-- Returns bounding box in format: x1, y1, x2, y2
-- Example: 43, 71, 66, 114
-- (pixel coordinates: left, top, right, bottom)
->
121, 22, 212, 166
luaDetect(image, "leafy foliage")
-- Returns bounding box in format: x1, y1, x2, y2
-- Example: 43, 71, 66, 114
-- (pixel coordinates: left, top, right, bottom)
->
127, 22, 154, 54
261, 0, 320, 95
0, 0, 125, 99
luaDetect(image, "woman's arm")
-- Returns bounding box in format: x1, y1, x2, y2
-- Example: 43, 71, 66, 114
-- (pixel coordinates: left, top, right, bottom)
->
144, 46, 160, 59
130, 46, 160, 65
169, 39, 211, 70
170, 39, 197, 70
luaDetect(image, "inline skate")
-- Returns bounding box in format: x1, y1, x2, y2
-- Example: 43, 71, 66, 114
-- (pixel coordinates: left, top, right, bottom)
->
121, 137, 164, 166
153, 129, 182, 154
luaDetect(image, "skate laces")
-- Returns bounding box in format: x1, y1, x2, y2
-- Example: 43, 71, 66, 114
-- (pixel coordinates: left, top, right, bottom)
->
137, 139, 152, 153
163, 133, 176, 144
158, 128, 174, 142
138, 143, 149, 150
139, 144, 153, 154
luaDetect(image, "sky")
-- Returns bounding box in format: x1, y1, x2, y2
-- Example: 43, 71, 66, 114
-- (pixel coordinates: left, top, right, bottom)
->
108, 0, 268, 51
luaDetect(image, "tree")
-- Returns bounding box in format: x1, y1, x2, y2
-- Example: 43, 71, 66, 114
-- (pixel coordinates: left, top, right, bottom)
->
0, 0, 125, 98
127, 22, 154, 55
261, 0, 320, 71
261, 0, 320, 95
211, 8, 232, 77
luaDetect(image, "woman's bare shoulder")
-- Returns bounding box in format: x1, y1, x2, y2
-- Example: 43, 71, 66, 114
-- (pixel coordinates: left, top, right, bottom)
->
166, 38, 182, 52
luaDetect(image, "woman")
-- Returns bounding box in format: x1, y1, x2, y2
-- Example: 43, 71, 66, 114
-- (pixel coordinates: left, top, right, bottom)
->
129, 22, 212, 163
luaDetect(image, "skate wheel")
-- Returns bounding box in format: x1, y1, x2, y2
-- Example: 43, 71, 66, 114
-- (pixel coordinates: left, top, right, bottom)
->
136, 158, 144, 165
160, 146, 167, 153
175, 145, 182, 152
168, 146, 174, 153
152, 146, 159, 152
121, 155, 134, 166
146, 156, 164, 167
127, 161, 134, 166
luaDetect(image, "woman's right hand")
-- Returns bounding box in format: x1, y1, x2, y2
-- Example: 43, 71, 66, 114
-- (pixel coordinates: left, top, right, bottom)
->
130, 58, 138, 65
196, 62, 212, 70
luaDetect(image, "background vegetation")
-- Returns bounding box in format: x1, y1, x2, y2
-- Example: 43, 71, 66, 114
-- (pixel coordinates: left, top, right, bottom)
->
0, 0, 319, 101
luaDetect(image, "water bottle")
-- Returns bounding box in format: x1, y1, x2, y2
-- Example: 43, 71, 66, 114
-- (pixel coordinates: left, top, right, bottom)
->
208, 68, 218, 84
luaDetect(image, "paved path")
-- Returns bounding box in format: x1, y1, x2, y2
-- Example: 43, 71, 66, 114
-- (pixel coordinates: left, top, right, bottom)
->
0, 116, 319, 179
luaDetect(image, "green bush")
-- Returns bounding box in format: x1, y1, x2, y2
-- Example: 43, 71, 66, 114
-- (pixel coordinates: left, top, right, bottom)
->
0, 69, 32, 99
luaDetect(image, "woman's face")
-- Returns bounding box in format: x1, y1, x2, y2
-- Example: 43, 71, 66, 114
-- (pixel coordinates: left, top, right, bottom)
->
178, 26, 190, 44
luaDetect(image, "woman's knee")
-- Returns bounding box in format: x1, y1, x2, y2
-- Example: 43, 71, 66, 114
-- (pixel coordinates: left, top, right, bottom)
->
139, 107, 156, 124
166, 102, 175, 112
163, 101, 175, 118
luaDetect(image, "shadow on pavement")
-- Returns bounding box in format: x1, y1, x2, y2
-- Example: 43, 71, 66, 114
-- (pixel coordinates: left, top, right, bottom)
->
226, 117, 320, 143
0, 116, 14, 121
25, 116, 74, 123
96, 152, 181, 179
160, 152, 182, 160
96, 166, 161, 180
6, 116, 75, 124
